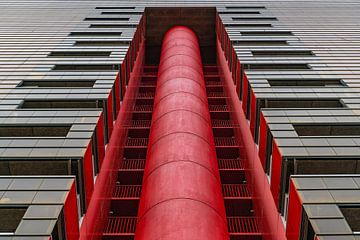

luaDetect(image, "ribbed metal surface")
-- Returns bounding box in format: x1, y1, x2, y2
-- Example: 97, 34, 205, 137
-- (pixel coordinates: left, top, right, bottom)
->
121, 159, 146, 170
113, 185, 142, 198
135, 26, 229, 240
218, 158, 245, 169
227, 217, 260, 234
222, 184, 250, 198
104, 217, 137, 234
212, 120, 239, 128
133, 105, 153, 112
126, 120, 151, 128
209, 105, 229, 111
103, 65, 157, 240
125, 138, 148, 146
215, 137, 239, 146
207, 91, 227, 97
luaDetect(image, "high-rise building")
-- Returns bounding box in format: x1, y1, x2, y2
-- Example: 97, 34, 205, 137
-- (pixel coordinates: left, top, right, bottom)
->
0, 1, 359, 239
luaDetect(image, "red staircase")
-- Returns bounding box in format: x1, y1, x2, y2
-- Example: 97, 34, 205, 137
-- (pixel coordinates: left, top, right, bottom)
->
102, 65, 158, 240
204, 65, 262, 240
102, 64, 262, 239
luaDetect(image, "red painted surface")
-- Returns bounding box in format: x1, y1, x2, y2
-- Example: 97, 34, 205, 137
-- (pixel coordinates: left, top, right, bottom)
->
107, 89, 114, 137
236, 61, 241, 95
242, 72, 249, 114
126, 51, 131, 82
270, 140, 282, 208
120, 61, 126, 98
96, 112, 105, 167
226, 33, 231, 63
64, 181, 80, 240
258, 112, 268, 170
216, 16, 286, 238
114, 72, 120, 114
250, 89, 257, 137
84, 139, 94, 207
232, 49, 237, 81
80, 15, 145, 239
286, 179, 303, 240
135, 26, 229, 240
79, 12, 291, 240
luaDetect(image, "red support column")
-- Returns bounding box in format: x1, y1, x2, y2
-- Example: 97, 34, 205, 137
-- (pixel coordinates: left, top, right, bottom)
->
84, 139, 94, 207
270, 140, 283, 208
216, 36, 286, 240
64, 181, 80, 240
286, 179, 303, 240
135, 26, 229, 240
259, 112, 269, 170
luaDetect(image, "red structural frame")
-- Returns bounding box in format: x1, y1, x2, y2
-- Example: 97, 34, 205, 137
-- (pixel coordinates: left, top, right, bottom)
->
285, 180, 302, 240
79, 15, 146, 239
78, 12, 287, 240
216, 13, 286, 240
258, 111, 269, 170
96, 112, 105, 167
135, 26, 229, 240
258, 106, 289, 211
64, 181, 80, 240
84, 139, 94, 208
271, 140, 283, 208
107, 90, 114, 136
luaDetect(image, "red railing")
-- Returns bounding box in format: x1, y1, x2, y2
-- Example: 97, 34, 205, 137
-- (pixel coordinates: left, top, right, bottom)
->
79, 14, 146, 240
216, 13, 287, 240
103, 217, 137, 235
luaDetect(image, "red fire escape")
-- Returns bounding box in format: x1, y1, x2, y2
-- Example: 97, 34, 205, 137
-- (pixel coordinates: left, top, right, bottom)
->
80, 10, 286, 240
102, 26, 262, 240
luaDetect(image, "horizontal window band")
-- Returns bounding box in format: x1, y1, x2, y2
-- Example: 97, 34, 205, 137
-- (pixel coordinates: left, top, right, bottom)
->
0, 207, 27, 232
84, 17, 130, 21
74, 41, 129, 46
226, 6, 266, 9
234, 40, 287, 45
339, 207, 360, 232
240, 31, 292, 36
18, 80, 96, 88
225, 23, 272, 27
69, 32, 122, 36
20, 100, 104, 109
95, 6, 135, 9
294, 124, 360, 136
243, 63, 310, 70
267, 79, 344, 87
48, 51, 111, 57
0, 125, 71, 137
219, 11, 260, 14
101, 11, 143, 15
89, 24, 137, 28
263, 99, 343, 108
52, 64, 120, 71
252, 50, 313, 57
232, 17, 277, 21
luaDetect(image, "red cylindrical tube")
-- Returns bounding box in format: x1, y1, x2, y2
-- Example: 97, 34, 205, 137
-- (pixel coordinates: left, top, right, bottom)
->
135, 26, 229, 240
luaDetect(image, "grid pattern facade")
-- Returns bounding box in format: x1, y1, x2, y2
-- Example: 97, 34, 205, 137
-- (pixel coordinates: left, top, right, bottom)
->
289, 175, 360, 239
0, 0, 359, 239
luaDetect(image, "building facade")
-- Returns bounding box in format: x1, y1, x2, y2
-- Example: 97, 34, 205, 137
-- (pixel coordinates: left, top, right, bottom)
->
0, 0, 359, 239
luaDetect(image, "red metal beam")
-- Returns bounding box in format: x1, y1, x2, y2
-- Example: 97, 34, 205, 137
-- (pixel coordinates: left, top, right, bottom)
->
135, 26, 229, 240
79, 16, 146, 239
215, 14, 286, 239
